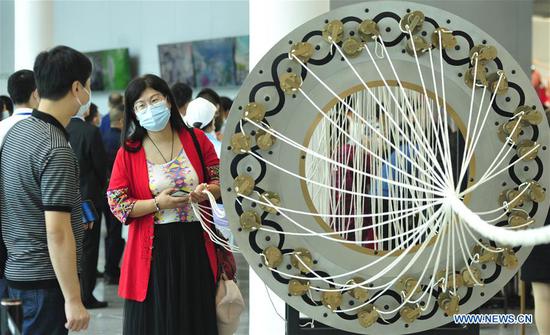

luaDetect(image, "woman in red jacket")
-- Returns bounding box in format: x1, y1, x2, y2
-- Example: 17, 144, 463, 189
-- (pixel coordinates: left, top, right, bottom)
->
107, 74, 220, 334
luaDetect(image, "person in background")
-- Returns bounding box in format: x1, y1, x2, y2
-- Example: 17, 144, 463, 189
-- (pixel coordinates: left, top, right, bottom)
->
524, 68, 550, 335
107, 74, 220, 334
532, 69, 549, 108
102, 103, 125, 284
0, 95, 14, 121
0, 70, 39, 146
104, 104, 124, 183
0, 99, 5, 121
84, 103, 101, 127
218, 96, 232, 140
197, 88, 223, 140
67, 100, 108, 309
546, 83, 550, 110
171, 82, 193, 117
0, 70, 40, 301
522, 211, 550, 335
0, 45, 90, 334
197, 88, 220, 109
219, 96, 232, 122
184, 97, 221, 157
100, 92, 123, 136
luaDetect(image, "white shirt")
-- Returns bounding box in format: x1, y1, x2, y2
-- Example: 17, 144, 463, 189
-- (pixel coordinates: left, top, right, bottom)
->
205, 131, 222, 158
0, 108, 33, 149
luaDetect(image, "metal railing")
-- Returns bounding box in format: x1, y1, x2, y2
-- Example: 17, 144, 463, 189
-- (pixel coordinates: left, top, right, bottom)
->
0, 299, 22, 335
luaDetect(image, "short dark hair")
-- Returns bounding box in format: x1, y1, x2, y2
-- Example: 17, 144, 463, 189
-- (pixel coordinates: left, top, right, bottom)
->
85, 103, 98, 123
7, 70, 36, 105
220, 96, 233, 113
110, 103, 124, 123
171, 83, 193, 108
33, 45, 92, 100
122, 74, 188, 152
0, 96, 14, 116
197, 88, 220, 106
214, 113, 224, 132
108, 92, 123, 108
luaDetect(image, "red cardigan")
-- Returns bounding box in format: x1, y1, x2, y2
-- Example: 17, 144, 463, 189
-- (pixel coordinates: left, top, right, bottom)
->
107, 128, 219, 302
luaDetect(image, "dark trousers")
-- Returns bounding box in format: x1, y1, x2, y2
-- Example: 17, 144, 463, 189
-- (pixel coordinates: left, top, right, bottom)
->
80, 201, 102, 302
8, 286, 67, 335
0, 278, 7, 299
103, 197, 125, 277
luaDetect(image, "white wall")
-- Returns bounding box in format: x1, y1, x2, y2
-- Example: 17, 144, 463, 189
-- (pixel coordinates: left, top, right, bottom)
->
0, 0, 14, 95
51, 0, 249, 114
533, 16, 550, 83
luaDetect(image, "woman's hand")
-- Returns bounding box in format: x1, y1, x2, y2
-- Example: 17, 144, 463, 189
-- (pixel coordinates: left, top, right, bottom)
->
156, 188, 189, 209
189, 184, 210, 203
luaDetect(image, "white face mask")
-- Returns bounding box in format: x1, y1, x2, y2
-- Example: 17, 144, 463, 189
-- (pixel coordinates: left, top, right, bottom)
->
1, 111, 9, 120
75, 85, 92, 118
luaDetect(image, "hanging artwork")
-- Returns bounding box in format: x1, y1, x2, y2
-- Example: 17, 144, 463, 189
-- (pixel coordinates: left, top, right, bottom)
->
85, 48, 132, 91
193, 38, 236, 87
158, 42, 195, 86
158, 36, 250, 87
235, 36, 250, 85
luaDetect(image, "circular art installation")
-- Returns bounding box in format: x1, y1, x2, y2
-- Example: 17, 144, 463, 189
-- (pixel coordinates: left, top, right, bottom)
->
218, 1, 550, 334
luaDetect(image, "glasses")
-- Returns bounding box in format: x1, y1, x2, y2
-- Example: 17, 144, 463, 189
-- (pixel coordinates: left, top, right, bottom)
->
134, 94, 166, 113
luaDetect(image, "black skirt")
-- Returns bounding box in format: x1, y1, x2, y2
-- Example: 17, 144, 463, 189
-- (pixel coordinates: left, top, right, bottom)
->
521, 209, 550, 283
123, 222, 218, 335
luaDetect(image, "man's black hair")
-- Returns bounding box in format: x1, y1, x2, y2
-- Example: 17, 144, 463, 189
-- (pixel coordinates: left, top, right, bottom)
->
171, 82, 193, 108
197, 88, 220, 106
7, 70, 36, 105
33, 45, 92, 100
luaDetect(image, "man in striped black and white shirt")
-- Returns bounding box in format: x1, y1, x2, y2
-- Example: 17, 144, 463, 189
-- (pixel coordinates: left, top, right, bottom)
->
0, 69, 40, 301
0, 46, 91, 334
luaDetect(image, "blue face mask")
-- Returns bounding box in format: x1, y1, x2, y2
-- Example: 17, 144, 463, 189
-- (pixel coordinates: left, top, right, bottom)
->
136, 102, 171, 132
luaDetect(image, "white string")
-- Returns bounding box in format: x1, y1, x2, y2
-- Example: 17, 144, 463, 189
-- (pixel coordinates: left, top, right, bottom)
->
191, 203, 240, 253
405, 30, 454, 189
475, 113, 525, 186
473, 182, 531, 215
238, 192, 439, 220
446, 191, 550, 246
460, 145, 540, 197
292, 54, 447, 190
328, 41, 448, 189
372, 36, 450, 187
244, 118, 445, 196
246, 147, 438, 203
265, 206, 444, 293
456, 53, 480, 191
264, 284, 286, 321
248, 191, 441, 245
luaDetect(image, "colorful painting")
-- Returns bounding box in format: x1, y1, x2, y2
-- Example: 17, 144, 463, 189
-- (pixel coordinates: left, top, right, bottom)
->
158, 42, 194, 86
235, 36, 250, 85
192, 38, 235, 87
85, 48, 132, 91
158, 36, 250, 88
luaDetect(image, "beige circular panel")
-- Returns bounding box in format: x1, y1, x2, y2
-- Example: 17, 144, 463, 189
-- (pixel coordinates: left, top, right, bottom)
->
220, 1, 550, 334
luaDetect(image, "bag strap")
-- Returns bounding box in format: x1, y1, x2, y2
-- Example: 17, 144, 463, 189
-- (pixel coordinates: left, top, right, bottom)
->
188, 128, 224, 205
187, 128, 209, 183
